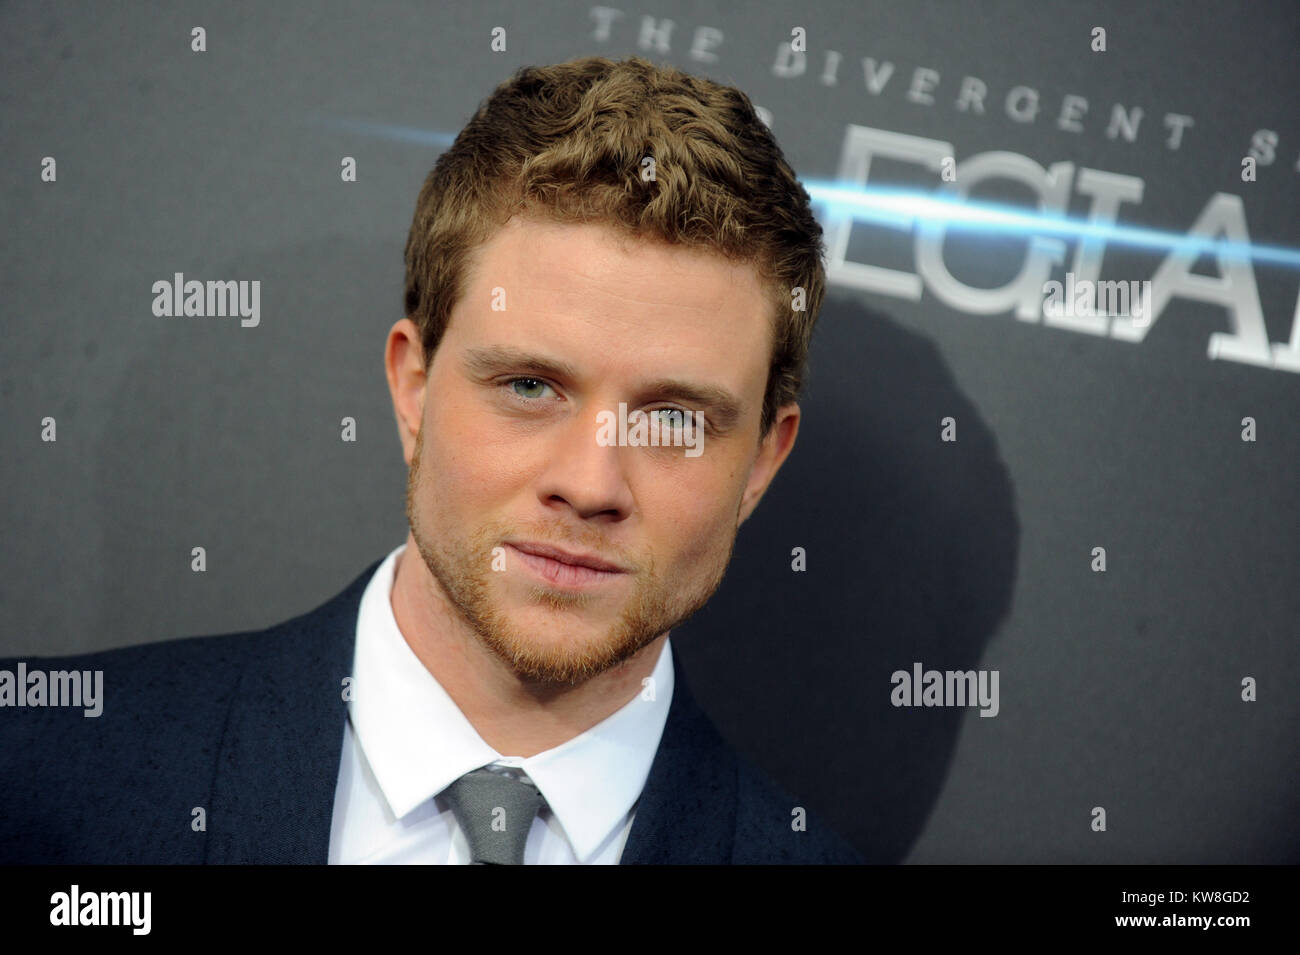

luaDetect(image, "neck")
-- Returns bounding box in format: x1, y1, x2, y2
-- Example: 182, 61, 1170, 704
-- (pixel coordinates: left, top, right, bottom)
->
388, 536, 667, 757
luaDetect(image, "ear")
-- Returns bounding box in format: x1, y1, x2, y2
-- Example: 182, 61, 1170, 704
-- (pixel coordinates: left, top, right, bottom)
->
384, 318, 427, 466
737, 403, 800, 527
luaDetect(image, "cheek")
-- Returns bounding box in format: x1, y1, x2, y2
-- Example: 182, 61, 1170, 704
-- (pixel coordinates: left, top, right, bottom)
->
645, 459, 745, 562
422, 393, 520, 495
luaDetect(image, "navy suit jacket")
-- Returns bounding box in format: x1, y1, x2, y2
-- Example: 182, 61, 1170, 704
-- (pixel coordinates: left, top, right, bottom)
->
0, 558, 863, 864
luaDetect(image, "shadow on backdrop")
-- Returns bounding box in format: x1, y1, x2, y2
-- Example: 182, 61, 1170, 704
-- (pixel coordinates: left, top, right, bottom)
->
672, 294, 1020, 863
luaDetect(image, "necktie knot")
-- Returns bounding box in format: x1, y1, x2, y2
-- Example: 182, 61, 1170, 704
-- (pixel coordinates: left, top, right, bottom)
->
442, 767, 545, 864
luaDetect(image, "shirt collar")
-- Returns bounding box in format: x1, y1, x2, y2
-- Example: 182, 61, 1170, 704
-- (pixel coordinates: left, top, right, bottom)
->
348, 543, 675, 862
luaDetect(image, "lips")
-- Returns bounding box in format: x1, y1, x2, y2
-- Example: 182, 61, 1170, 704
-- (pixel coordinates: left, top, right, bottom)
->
505, 541, 631, 591
508, 541, 627, 573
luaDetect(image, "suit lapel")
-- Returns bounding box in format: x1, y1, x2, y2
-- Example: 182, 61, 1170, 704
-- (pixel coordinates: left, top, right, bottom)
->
619, 652, 738, 864
205, 559, 380, 864
202, 559, 740, 864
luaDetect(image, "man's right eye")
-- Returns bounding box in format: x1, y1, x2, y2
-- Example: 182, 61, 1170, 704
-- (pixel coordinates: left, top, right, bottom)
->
505, 377, 555, 401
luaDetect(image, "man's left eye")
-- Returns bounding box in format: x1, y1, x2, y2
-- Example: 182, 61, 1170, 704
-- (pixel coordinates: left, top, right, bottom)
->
650, 408, 689, 429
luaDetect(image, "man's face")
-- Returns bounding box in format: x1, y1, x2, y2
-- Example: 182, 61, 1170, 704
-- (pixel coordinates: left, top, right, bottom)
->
400, 216, 797, 686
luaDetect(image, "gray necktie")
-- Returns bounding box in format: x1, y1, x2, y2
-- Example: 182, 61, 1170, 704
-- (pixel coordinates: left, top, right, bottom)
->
442, 767, 545, 865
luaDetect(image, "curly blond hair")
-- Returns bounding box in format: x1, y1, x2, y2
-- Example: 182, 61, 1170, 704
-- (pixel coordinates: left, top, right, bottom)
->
403, 55, 825, 436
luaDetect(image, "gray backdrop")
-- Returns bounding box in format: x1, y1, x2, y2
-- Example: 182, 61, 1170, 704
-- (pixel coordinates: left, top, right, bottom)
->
3, 0, 1297, 863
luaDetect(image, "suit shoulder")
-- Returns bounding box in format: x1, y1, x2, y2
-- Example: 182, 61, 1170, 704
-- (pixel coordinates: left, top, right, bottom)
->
0, 627, 268, 863
3, 624, 268, 671
730, 754, 865, 865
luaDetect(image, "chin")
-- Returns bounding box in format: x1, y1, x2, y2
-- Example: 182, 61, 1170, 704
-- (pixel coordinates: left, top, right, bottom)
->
482, 613, 642, 684
501, 612, 610, 654
490, 642, 626, 686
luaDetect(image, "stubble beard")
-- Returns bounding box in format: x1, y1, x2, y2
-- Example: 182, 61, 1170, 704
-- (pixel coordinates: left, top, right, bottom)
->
404, 424, 735, 687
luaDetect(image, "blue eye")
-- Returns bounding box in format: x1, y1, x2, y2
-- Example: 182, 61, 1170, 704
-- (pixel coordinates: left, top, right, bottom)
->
508, 377, 553, 400
651, 408, 689, 430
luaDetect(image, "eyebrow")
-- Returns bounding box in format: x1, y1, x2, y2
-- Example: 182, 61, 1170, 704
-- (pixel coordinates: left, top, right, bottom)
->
462, 344, 745, 432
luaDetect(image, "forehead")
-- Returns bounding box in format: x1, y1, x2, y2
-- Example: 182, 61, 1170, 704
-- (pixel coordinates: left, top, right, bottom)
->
453, 216, 773, 383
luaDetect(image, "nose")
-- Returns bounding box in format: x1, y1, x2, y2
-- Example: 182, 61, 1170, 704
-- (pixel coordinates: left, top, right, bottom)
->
533, 401, 636, 522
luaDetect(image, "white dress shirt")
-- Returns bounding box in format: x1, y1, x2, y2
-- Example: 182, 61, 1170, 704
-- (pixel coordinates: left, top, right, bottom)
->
328, 544, 675, 864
